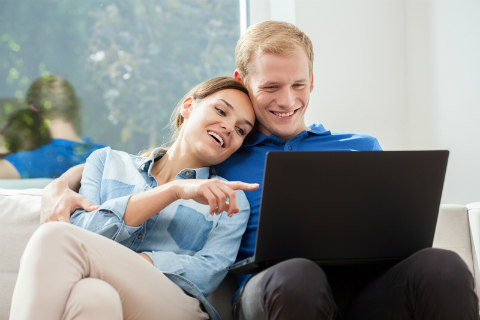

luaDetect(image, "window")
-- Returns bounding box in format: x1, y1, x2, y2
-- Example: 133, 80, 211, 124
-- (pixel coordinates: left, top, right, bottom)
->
1, 0, 242, 154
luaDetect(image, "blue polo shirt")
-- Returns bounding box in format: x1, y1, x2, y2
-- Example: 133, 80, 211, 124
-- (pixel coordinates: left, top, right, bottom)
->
214, 122, 382, 287
5, 137, 106, 178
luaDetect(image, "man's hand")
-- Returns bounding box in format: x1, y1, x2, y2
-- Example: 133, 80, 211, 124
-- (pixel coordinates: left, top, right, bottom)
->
40, 176, 98, 224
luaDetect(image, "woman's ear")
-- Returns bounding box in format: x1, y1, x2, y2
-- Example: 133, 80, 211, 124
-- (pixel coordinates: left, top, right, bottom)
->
180, 97, 193, 119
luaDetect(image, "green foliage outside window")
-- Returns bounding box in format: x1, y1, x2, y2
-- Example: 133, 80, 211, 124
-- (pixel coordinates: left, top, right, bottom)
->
0, 0, 240, 153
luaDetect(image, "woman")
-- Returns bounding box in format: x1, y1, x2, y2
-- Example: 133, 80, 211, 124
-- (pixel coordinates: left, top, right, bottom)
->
10, 77, 257, 320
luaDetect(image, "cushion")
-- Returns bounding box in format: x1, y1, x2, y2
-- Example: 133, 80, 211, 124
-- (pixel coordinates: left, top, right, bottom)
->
0, 188, 42, 320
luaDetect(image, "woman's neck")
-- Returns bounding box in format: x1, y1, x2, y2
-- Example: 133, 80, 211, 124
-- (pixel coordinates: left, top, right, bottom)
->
46, 118, 83, 142
150, 141, 205, 186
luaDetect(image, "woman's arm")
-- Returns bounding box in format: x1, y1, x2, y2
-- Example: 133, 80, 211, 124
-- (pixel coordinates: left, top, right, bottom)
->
40, 164, 99, 223
144, 188, 253, 296
123, 179, 258, 226
0, 159, 21, 178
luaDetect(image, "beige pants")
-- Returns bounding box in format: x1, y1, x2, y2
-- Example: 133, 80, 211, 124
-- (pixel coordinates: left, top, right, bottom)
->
10, 222, 209, 320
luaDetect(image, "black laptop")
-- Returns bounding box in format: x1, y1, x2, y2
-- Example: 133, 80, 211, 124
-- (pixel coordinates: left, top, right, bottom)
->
228, 150, 449, 274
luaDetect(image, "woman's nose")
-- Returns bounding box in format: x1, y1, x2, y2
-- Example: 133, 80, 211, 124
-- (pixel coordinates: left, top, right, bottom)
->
221, 122, 233, 135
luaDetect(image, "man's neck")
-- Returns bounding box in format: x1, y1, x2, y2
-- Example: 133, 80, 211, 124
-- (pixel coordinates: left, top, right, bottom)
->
46, 118, 83, 142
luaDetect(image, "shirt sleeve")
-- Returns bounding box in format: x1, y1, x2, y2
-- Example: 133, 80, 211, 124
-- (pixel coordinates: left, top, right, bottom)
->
70, 147, 141, 241
371, 137, 382, 151
144, 189, 251, 296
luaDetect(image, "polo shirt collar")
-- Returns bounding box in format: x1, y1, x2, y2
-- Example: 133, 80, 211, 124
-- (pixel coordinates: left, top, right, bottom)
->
243, 122, 331, 147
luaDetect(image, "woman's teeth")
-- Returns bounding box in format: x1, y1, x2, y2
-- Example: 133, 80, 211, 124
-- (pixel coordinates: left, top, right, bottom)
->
208, 131, 224, 147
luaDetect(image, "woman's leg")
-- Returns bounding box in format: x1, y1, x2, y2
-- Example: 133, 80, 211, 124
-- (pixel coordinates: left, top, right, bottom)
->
62, 278, 122, 320
10, 222, 209, 320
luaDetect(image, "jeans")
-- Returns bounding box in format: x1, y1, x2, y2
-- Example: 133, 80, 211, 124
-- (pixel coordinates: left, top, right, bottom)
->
234, 249, 479, 320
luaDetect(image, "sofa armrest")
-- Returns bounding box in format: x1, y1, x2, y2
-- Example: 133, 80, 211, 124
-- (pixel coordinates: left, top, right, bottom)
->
468, 203, 480, 295
433, 204, 474, 273
0, 188, 42, 319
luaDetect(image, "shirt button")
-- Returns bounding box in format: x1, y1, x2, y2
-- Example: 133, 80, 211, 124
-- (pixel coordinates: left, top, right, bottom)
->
288, 146, 293, 150
185, 171, 190, 176
137, 234, 143, 239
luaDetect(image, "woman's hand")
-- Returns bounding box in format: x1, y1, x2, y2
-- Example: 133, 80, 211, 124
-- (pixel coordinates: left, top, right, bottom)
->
173, 179, 259, 217
124, 179, 259, 226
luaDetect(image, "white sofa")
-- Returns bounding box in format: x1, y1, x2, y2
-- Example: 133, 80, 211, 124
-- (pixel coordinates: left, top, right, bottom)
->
1, 181, 479, 319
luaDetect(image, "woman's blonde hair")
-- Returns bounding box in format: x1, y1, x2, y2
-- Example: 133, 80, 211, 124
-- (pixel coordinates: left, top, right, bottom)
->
141, 76, 249, 157
235, 20, 314, 82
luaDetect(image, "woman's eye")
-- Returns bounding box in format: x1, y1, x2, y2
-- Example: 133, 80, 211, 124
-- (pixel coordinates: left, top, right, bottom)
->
236, 127, 246, 136
215, 107, 226, 116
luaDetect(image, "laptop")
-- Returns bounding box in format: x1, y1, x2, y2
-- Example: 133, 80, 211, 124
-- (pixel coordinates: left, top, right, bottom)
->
228, 150, 449, 274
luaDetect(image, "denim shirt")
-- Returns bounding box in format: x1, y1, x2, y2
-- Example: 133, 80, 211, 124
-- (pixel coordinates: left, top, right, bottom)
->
71, 147, 251, 319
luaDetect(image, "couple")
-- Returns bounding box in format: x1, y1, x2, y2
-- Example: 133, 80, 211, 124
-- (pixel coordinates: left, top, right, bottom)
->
11, 21, 478, 320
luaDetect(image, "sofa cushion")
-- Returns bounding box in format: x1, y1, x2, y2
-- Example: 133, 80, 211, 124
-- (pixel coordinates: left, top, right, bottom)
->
0, 188, 42, 320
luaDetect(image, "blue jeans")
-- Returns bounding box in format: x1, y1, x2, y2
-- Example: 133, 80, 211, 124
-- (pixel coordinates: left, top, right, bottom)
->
233, 249, 479, 320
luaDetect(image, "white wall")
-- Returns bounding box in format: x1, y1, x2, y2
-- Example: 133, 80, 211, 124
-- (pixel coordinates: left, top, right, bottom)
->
249, 0, 480, 204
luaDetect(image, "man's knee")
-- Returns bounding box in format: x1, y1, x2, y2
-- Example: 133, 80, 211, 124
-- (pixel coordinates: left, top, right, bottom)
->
406, 248, 476, 299
264, 258, 328, 294
410, 248, 472, 280
254, 258, 336, 319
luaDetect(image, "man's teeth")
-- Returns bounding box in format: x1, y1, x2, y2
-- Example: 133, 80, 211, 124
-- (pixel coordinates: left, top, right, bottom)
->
273, 110, 295, 117
208, 131, 224, 147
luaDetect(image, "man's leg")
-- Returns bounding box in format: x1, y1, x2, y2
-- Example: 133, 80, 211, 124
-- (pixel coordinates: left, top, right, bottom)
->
348, 248, 479, 320
233, 258, 337, 320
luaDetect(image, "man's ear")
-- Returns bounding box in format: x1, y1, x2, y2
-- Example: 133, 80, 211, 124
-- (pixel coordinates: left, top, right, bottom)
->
234, 70, 244, 84
180, 97, 193, 119
309, 73, 314, 93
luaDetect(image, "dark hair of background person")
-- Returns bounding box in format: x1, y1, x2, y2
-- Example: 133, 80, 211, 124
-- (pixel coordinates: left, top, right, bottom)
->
0, 108, 50, 157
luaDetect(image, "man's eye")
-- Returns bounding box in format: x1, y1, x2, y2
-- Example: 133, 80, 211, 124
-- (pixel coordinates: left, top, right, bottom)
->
215, 107, 226, 116
294, 84, 306, 88
236, 127, 246, 136
263, 86, 277, 91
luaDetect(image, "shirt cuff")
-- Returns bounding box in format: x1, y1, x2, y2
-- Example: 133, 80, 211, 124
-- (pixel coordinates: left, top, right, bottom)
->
145, 251, 185, 275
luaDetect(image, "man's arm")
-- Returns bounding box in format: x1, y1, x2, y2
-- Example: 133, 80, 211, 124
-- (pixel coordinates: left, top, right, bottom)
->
0, 159, 21, 179
40, 164, 99, 224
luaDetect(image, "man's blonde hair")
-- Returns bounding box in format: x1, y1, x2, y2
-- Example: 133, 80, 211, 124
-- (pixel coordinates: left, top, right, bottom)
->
235, 20, 314, 82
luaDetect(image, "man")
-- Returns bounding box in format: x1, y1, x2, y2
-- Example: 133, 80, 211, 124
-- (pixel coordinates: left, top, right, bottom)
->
0, 75, 105, 179
41, 21, 478, 319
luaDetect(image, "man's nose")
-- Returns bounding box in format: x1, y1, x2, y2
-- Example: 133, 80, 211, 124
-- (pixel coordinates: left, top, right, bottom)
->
277, 88, 296, 109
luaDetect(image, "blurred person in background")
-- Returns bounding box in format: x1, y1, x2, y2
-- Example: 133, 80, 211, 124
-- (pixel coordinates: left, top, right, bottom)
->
0, 108, 50, 156
0, 75, 106, 179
